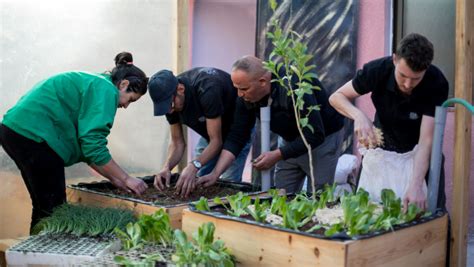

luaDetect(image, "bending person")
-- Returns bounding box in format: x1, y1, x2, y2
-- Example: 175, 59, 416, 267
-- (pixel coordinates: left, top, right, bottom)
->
0, 52, 149, 231
329, 33, 448, 211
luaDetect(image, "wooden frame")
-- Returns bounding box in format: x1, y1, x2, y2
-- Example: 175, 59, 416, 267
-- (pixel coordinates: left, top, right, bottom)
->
182, 209, 448, 266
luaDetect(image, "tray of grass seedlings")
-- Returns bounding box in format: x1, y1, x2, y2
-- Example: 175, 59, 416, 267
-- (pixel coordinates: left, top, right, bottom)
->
6, 204, 135, 266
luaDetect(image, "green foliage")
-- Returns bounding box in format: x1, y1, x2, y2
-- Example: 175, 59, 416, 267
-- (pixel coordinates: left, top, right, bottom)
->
213, 192, 251, 217
114, 222, 144, 251
138, 209, 174, 247
245, 197, 270, 223
194, 197, 211, 212
317, 183, 337, 209
114, 253, 165, 267
264, 0, 321, 198
114, 209, 173, 251
205, 186, 428, 238
172, 223, 235, 267
31, 204, 135, 237
283, 194, 318, 230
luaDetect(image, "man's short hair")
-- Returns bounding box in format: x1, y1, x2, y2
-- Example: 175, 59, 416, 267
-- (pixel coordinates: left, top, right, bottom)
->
232, 56, 266, 78
395, 33, 434, 72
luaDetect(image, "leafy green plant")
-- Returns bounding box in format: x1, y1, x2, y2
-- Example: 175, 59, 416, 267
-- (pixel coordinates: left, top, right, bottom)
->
194, 197, 211, 212
283, 194, 318, 230
114, 253, 165, 267
245, 197, 270, 223
114, 222, 144, 250
138, 209, 174, 247
213, 192, 251, 217
317, 183, 337, 209
31, 204, 136, 237
264, 0, 321, 198
172, 223, 235, 267
115, 209, 174, 250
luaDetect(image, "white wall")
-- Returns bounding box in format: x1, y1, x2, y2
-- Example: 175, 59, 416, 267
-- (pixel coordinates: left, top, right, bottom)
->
0, 0, 176, 177
188, 0, 256, 176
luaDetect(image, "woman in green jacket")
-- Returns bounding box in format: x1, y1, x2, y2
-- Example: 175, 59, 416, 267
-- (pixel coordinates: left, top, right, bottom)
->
0, 52, 149, 231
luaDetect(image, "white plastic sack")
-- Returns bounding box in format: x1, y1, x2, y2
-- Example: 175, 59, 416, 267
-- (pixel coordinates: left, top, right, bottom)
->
334, 154, 359, 184
357, 146, 427, 203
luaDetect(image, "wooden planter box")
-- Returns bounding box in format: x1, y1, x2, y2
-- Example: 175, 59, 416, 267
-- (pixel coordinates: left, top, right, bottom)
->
182, 208, 448, 266
67, 176, 260, 229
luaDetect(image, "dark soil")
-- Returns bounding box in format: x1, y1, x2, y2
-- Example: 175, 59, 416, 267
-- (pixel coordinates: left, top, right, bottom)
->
92, 183, 243, 206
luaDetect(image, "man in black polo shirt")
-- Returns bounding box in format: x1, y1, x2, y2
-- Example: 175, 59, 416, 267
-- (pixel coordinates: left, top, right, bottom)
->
148, 68, 250, 197
329, 33, 449, 210
198, 56, 345, 193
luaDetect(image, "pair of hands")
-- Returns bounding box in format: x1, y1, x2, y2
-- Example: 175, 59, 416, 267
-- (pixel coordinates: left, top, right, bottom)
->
153, 165, 219, 198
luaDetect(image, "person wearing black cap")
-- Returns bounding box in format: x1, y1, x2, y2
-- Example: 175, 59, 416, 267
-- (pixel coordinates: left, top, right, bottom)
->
148, 67, 250, 197
329, 33, 448, 211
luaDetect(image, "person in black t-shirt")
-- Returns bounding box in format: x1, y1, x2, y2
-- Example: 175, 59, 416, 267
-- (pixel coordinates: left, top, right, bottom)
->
148, 68, 249, 197
197, 56, 345, 193
329, 33, 449, 211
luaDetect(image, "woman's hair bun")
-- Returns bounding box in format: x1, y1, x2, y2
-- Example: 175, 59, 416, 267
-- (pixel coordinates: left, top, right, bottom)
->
114, 52, 133, 67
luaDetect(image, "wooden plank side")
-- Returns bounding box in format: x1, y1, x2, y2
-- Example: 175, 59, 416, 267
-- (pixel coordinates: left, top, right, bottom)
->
451, 0, 473, 266
182, 209, 347, 267
346, 215, 448, 267
66, 188, 185, 229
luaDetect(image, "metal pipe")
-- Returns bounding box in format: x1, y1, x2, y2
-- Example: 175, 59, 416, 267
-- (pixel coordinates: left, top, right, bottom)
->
260, 107, 271, 191
427, 106, 447, 213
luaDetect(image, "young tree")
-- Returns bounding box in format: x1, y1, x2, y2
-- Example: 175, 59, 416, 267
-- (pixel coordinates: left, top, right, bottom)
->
263, 0, 321, 198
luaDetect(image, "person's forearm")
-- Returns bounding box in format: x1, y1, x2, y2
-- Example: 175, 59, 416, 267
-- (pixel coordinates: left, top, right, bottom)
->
195, 138, 222, 166
329, 91, 365, 121
209, 150, 236, 177
412, 144, 431, 187
163, 141, 185, 171
91, 158, 129, 184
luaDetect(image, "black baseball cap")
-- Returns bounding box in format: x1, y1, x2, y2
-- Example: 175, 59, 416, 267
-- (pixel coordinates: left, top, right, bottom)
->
148, 70, 178, 116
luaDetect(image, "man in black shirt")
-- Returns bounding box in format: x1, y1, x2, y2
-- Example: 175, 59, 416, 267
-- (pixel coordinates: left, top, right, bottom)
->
198, 56, 345, 193
148, 68, 250, 197
329, 33, 448, 210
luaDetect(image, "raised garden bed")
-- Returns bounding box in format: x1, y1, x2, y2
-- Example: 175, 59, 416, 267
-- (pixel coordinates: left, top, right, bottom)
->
182, 190, 448, 266
67, 174, 260, 229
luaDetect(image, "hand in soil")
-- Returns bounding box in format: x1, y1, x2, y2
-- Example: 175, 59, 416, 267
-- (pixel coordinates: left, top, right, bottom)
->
154, 168, 172, 190
125, 176, 148, 195
197, 173, 219, 187
175, 165, 198, 197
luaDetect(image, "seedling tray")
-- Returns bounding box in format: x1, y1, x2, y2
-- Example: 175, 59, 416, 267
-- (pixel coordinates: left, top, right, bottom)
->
67, 175, 261, 229
6, 234, 120, 266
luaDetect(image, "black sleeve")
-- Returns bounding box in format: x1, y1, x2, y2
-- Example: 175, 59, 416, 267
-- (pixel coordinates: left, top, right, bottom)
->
223, 98, 256, 157
279, 92, 325, 159
165, 112, 180, 125
352, 59, 382, 95
422, 69, 449, 117
198, 82, 224, 119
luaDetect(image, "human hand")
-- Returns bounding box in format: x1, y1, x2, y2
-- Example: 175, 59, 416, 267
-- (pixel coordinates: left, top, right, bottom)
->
123, 176, 148, 195
354, 113, 377, 148
197, 172, 219, 187
154, 168, 172, 190
402, 182, 426, 212
175, 164, 198, 197
252, 150, 282, 170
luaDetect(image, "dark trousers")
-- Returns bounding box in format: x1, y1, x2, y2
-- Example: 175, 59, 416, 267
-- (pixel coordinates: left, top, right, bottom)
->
0, 124, 66, 232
